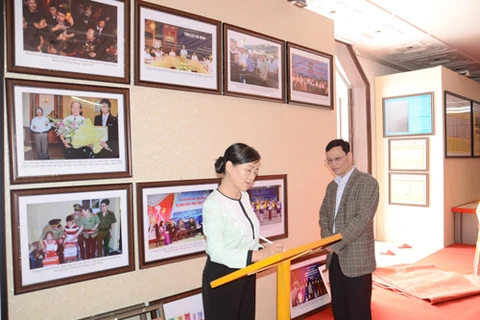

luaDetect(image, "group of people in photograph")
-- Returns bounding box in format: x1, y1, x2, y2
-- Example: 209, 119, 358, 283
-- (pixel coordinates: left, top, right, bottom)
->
250, 198, 282, 222
23, 0, 118, 62
29, 201, 117, 269
291, 274, 328, 308
229, 38, 279, 88
30, 98, 119, 160
144, 43, 215, 75
292, 73, 329, 96
148, 215, 202, 248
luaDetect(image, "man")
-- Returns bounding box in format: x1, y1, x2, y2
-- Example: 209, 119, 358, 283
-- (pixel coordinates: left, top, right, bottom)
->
60, 101, 92, 159
29, 107, 51, 159
96, 199, 117, 257
73, 28, 99, 59
39, 218, 65, 264
319, 139, 379, 320
70, 204, 86, 260
93, 98, 119, 158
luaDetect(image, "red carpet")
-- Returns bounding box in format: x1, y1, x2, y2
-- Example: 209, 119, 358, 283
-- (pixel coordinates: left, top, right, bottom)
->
305, 244, 480, 320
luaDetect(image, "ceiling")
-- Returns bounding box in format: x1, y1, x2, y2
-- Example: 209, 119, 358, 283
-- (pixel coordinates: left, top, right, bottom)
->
302, 0, 480, 82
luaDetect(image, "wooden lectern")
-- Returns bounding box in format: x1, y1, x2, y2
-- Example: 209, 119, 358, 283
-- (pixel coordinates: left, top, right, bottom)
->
210, 234, 342, 319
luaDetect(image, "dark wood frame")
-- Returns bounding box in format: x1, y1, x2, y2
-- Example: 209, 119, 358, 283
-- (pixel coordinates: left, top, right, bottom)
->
286, 42, 333, 109
134, 1, 221, 94
150, 288, 203, 320
6, 79, 132, 184
247, 174, 288, 242
5, 0, 130, 83
223, 23, 285, 103
11, 184, 135, 294
388, 138, 429, 171
383, 92, 434, 137
290, 251, 330, 320
388, 172, 429, 207
473, 100, 480, 157
137, 178, 218, 269
444, 90, 473, 157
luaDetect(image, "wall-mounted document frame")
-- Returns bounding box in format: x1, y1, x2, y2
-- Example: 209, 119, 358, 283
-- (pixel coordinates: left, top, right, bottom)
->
388, 138, 429, 171
383, 92, 434, 137
472, 100, 480, 157
444, 91, 472, 157
389, 173, 429, 207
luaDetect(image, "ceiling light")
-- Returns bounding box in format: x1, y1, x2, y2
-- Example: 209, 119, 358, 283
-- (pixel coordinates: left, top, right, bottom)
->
293, 0, 308, 8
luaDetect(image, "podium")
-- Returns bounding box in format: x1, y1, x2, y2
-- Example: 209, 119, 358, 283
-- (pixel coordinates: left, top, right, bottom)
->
211, 234, 342, 319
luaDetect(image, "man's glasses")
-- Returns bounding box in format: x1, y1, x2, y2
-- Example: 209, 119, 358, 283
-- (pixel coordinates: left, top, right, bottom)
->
325, 155, 346, 165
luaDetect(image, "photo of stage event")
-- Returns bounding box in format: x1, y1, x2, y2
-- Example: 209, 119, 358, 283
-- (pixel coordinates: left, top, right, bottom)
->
290, 258, 329, 312
27, 198, 122, 269
228, 34, 280, 89
23, 0, 118, 62
146, 190, 212, 250
247, 185, 282, 227
143, 20, 215, 75
291, 54, 329, 97
22, 92, 120, 161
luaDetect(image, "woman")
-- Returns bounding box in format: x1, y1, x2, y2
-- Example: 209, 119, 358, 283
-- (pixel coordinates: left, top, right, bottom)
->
202, 143, 283, 320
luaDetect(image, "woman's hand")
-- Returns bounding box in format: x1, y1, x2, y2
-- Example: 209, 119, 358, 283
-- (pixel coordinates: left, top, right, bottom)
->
252, 242, 284, 262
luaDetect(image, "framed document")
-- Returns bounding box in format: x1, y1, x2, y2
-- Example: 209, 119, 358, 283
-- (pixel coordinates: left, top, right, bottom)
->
388, 138, 429, 171
445, 91, 472, 157
389, 173, 429, 207
383, 92, 434, 137
150, 288, 204, 320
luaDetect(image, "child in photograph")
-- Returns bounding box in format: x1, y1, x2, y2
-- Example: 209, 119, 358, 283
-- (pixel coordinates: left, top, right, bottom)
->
43, 231, 60, 266
64, 214, 81, 262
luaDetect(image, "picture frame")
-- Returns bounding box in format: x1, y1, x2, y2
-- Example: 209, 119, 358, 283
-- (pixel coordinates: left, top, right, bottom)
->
445, 91, 472, 157
473, 100, 480, 157
247, 174, 288, 241
6, 0, 130, 83
290, 253, 331, 319
389, 173, 429, 207
6, 78, 132, 184
388, 138, 429, 171
137, 179, 217, 269
223, 23, 285, 103
150, 288, 204, 320
11, 183, 134, 294
286, 42, 333, 109
383, 92, 434, 137
135, 1, 221, 94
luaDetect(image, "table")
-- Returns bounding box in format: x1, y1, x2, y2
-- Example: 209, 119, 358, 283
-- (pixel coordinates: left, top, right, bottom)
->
451, 200, 480, 244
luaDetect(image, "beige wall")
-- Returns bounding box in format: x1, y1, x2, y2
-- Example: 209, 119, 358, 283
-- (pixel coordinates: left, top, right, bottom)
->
374, 66, 480, 252
3, 1, 336, 319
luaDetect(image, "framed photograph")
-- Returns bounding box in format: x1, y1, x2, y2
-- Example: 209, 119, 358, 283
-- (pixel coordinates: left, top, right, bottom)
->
286, 42, 333, 109
6, 0, 130, 83
445, 91, 472, 157
6, 79, 132, 184
150, 288, 203, 320
11, 184, 134, 294
290, 253, 331, 319
247, 174, 288, 241
223, 23, 285, 103
383, 92, 434, 137
137, 179, 218, 268
388, 138, 429, 171
473, 101, 480, 157
135, 1, 221, 94
389, 173, 429, 207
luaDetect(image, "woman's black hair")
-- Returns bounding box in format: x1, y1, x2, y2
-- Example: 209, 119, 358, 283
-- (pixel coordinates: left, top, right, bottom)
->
214, 143, 261, 174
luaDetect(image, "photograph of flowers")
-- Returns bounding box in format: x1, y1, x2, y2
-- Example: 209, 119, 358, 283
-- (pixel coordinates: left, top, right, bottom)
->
6, 79, 132, 184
